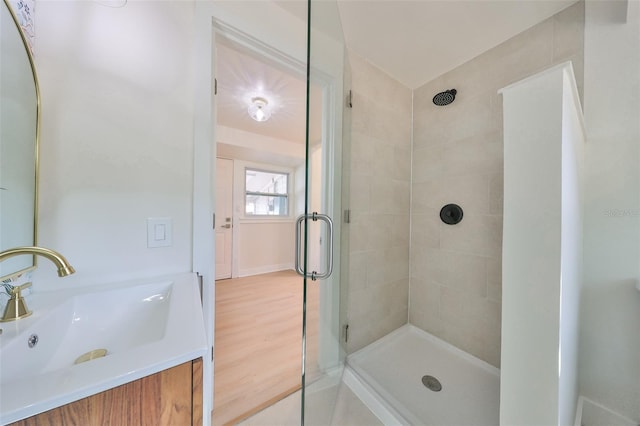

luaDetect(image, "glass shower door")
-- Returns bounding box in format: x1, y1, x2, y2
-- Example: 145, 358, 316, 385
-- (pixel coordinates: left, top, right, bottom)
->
297, 0, 350, 424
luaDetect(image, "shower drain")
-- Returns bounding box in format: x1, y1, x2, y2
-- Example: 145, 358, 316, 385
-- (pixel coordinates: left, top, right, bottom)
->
421, 375, 442, 392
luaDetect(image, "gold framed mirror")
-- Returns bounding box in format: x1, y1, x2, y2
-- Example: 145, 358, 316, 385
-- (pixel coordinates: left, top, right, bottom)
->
0, 0, 39, 280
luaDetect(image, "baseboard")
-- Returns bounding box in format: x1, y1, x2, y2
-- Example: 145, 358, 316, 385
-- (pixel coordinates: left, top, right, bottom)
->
237, 264, 294, 278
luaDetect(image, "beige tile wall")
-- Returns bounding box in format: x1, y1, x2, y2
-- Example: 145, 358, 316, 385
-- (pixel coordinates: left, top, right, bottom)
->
345, 51, 412, 353
344, 2, 584, 362
409, 2, 584, 367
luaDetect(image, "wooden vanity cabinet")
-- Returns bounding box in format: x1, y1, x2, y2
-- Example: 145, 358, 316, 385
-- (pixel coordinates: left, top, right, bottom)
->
10, 358, 203, 426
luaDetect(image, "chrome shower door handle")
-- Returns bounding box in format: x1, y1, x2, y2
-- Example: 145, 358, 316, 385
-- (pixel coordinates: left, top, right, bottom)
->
295, 214, 305, 277
313, 213, 334, 280
295, 212, 334, 281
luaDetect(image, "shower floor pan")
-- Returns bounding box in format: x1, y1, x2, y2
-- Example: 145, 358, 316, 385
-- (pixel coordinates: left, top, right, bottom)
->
345, 325, 500, 425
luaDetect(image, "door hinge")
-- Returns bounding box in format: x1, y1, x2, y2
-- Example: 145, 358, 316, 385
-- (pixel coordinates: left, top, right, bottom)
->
212, 213, 216, 229
347, 90, 352, 108
214, 78, 218, 95
344, 324, 349, 343
343, 209, 351, 224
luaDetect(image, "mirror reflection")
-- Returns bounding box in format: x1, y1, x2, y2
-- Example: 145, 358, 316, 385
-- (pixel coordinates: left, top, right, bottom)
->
0, 0, 38, 279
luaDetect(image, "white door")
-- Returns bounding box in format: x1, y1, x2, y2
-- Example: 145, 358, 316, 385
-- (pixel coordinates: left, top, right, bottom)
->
215, 158, 233, 280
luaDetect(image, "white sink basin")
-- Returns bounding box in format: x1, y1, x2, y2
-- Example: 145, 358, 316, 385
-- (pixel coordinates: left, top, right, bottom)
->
0, 273, 207, 424
1, 281, 172, 384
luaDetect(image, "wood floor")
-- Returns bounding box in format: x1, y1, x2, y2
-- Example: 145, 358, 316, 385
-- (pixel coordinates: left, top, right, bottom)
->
213, 270, 319, 425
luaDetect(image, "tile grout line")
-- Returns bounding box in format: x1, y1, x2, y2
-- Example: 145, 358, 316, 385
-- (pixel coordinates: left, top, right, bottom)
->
407, 88, 415, 325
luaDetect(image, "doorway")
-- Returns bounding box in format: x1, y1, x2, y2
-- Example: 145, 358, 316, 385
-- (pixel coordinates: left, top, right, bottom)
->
211, 34, 327, 424
192, 3, 348, 424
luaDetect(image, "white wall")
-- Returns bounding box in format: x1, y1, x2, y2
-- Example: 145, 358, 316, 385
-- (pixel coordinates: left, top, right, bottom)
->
500, 67, 562, 426
558, 68, 585, 426
500, 63, 584, 425
216, 125, 304, 168
580, 0, 640, 421
33, 1, 195, 289
236, 222, 295, 276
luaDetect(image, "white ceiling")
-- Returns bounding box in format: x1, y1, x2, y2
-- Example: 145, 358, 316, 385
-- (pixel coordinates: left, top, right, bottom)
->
216, 39, 323, 146
279, 0, 579, 89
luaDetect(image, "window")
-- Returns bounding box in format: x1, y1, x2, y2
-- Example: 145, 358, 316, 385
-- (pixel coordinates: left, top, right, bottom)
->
245, 168, 289, 216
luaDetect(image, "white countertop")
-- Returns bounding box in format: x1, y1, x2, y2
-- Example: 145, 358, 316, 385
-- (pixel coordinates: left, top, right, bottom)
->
0, 272, 207, 425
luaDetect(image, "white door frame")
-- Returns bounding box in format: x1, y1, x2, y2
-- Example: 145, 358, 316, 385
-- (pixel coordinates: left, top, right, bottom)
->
193, 3, 345, 421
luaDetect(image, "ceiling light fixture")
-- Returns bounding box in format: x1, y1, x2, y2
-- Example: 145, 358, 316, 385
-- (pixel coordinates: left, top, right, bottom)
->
248, 96, 271, 122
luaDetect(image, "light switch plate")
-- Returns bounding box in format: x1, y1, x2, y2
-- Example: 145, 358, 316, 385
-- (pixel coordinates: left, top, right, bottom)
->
147, 217, 172, 248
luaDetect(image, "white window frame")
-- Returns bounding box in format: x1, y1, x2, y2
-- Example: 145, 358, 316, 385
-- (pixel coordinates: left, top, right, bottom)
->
235, 160, 295, 222
244, 167, 291, 218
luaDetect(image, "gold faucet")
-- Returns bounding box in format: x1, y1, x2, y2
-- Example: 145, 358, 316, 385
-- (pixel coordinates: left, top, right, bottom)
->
0, 246, 75, 322
0, 246, 75, 277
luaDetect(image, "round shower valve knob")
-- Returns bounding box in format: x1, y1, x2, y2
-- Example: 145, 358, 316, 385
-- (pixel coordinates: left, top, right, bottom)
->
440, 204, 463, 225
